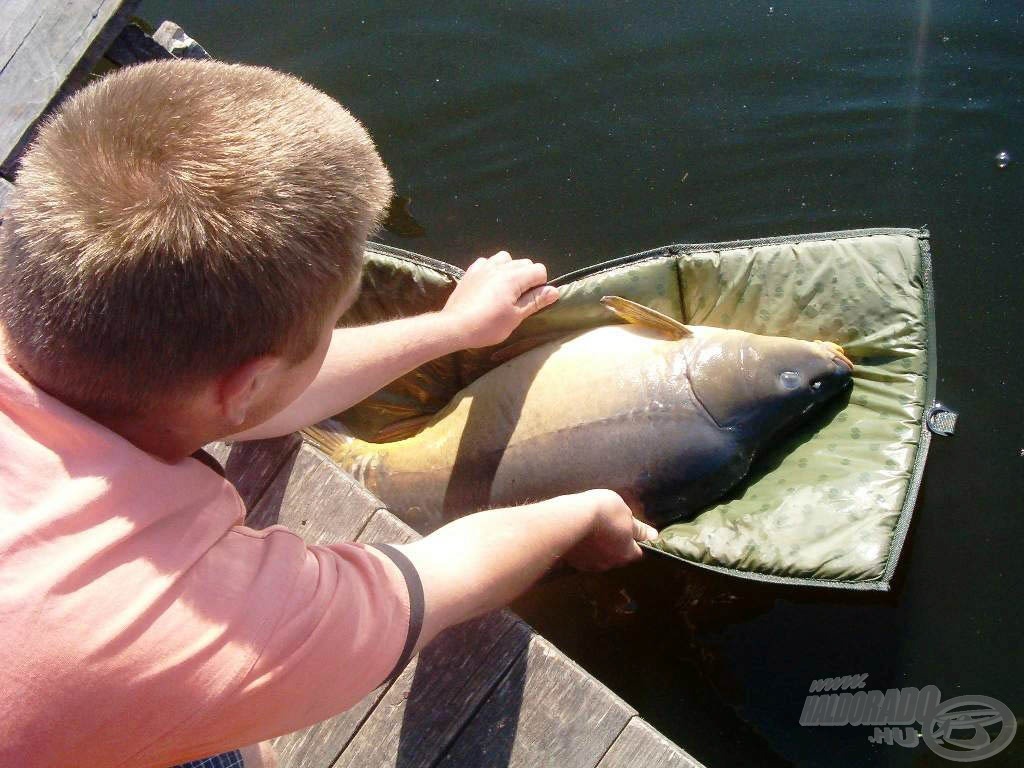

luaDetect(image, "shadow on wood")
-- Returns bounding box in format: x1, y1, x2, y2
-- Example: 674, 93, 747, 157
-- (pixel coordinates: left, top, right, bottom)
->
335, 606, 530, 768
246, 443, 383, 540
433, 632, 635, 767
204, 435, 300, 511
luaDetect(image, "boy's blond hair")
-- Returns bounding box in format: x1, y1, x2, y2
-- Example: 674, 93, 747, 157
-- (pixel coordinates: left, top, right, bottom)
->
0, 60, 392, 419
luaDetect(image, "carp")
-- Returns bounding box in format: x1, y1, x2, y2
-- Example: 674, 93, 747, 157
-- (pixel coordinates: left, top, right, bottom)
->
306, 297, 853, 531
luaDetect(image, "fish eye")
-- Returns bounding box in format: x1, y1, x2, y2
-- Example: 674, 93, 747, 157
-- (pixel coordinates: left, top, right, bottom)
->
779, 370, 801, 390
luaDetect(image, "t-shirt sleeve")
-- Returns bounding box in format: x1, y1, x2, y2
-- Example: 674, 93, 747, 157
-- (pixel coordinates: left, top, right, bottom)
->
154, 524, 423, 760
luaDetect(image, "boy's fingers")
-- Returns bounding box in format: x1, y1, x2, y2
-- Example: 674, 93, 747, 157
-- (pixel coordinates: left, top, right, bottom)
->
467, 257, 488, 273
514, 285, 559, 313
631, 517, 658, 542
490, 250, 512, 264
512, 261, 548, 293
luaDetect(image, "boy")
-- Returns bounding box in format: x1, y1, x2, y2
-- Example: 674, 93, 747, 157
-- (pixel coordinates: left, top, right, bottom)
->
0, 60, 656, 767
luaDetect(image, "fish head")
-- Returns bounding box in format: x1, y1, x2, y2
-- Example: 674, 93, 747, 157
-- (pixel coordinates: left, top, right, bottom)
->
686, 328, 853, 438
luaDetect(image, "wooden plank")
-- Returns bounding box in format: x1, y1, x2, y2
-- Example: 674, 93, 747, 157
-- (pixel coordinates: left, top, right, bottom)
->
103, 20, 211, 67
1, 0, 140, 177
204, 435, 301, 512
335, 600, 531, 767
435, 634, 637, 768
597, 717, 706, 768
151, 20, 210, 60
356, 506, 421, 545
246, 441, 382, 542
272, 510, 421, 768
103, 23, 174, 67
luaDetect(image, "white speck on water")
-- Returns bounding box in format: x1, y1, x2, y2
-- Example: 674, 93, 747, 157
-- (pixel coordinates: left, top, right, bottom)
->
768, 6, 774, 15
995, 150, 1012, 169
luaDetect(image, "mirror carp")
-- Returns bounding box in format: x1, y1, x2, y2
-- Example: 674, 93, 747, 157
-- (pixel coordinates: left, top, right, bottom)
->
306, 297, 853, 531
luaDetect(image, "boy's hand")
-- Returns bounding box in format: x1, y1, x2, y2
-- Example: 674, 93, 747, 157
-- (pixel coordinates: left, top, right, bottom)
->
392, 487, 660, 655
441, 251, 560, 349
562, 489, 659, 572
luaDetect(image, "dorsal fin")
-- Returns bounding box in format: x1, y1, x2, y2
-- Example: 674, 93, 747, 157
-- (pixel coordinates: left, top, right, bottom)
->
600, 296, 692, 339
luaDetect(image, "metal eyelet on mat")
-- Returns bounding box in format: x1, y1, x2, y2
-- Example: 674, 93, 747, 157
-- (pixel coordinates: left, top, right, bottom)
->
926, 403, 959, 436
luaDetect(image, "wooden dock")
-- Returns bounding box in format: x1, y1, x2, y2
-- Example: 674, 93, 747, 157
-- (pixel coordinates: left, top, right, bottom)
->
1, 4, 705, 766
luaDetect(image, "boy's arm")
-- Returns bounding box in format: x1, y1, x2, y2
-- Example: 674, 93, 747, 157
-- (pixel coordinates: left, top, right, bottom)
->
371, 489, 658, 654
172, 490, 653, 756
229, 251, 558, 441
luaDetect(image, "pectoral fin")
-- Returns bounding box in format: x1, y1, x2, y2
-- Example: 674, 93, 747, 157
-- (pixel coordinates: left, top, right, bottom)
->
303, 418, 354, 457
600, 296, 692, 339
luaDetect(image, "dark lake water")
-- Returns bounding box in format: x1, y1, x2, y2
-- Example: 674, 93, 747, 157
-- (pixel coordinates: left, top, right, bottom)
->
142, 2, 1022, 765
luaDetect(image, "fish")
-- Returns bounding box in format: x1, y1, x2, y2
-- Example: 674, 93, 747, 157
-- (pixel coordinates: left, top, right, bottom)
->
305, 296, 854, 531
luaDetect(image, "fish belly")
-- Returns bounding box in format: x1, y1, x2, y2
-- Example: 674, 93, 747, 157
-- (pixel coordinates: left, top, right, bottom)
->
486, 405, 739, 524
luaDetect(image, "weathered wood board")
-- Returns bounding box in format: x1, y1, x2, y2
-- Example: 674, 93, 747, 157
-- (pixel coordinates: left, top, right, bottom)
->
103, 23, 175, 67
0, 0, 139, 176
204, 435, 301, 512
246, 442, 384, 539
335, 598, 532, 768
435, 634, 637, 768
597, 717, 706, 768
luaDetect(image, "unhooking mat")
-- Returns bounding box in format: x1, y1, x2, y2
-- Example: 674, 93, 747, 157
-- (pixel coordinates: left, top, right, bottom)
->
321, 227, 953, 591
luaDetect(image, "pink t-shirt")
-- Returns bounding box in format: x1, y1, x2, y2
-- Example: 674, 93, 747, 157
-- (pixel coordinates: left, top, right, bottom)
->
0, 354, 418, 767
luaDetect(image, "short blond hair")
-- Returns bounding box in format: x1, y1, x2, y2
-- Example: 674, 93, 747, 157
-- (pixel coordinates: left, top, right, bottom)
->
0, 60, 392, 418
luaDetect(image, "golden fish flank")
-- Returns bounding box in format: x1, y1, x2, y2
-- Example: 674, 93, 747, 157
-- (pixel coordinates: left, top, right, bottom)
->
306, 297, 853, 532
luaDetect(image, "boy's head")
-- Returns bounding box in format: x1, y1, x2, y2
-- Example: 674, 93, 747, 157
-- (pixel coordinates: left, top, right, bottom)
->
0, 59, 392, 431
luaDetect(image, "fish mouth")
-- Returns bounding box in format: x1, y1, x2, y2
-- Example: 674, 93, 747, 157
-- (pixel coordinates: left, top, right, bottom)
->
814, 340, 854, 371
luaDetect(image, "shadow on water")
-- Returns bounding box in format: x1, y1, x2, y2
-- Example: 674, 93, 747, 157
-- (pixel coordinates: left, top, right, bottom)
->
512, 533, 902, 767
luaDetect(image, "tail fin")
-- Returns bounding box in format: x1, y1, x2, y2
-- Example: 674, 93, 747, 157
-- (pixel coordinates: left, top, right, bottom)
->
302, 418, 355, 458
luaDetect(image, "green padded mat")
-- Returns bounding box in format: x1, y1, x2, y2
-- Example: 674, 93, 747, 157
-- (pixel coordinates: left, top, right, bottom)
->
331, 227, 944, 591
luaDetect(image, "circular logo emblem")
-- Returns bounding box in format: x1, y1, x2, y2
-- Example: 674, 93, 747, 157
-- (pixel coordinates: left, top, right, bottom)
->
922, 695, 1017, 762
